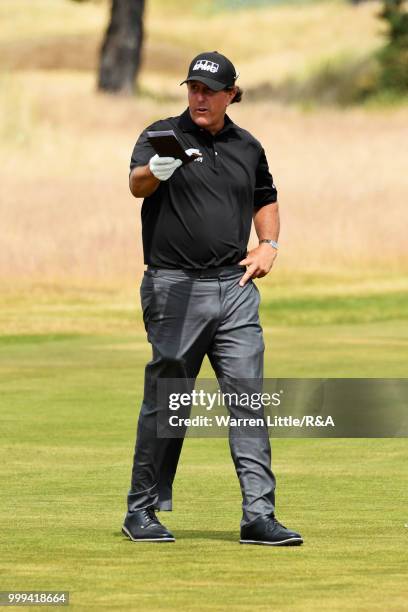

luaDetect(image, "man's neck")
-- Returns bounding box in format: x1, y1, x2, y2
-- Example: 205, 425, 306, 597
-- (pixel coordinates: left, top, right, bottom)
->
189, 110, 225, 136
206, 116, 225, 135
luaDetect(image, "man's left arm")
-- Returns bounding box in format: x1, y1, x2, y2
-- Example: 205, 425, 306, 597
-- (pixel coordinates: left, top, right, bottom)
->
239, 144, 280, 287
239, 202, 280, 287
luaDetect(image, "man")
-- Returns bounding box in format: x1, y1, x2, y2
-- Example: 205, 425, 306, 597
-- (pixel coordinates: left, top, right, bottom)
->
123, 51, 303, 546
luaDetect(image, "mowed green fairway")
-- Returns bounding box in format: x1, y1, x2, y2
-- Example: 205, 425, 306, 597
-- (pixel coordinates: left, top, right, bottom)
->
1, 274, 407, 611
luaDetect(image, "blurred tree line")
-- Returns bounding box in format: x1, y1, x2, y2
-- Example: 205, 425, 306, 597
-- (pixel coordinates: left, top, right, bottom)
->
379, 0, 408, 92
72, 0, 407, 98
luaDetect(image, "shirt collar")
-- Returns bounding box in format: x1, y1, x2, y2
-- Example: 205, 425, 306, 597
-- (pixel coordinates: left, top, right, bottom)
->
178, 108, 236, 137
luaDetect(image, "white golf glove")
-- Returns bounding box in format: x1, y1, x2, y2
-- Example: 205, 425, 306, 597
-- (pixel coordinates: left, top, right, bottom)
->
149, 155, 182, 181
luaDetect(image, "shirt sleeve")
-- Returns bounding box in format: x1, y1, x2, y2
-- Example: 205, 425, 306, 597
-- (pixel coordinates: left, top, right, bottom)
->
129, 127, 156, 174
253, 148, 278, 209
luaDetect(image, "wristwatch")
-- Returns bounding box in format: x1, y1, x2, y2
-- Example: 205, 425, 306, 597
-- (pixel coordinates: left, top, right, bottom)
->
259, 239, 279, 250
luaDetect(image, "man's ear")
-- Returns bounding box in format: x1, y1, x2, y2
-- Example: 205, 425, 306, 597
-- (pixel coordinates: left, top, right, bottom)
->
226, 87, 236, 106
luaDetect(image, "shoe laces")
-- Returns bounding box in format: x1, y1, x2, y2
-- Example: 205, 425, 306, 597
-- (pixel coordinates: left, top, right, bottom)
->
267, 514, 286, 530
141, 507, 159, 526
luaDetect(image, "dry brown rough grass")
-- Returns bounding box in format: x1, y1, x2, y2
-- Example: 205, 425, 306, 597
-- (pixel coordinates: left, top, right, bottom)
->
1, 0, 407, 289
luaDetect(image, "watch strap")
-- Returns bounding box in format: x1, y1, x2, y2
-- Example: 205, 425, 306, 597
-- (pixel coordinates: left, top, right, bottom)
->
259, 239, 279, 250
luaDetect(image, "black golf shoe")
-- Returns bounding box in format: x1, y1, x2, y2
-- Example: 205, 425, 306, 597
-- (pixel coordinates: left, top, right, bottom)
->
122, 507, 175, 542
240, 514, 303, 546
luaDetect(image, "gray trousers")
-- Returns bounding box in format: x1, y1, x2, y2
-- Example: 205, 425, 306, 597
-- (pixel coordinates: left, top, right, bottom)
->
127, 265, 276, 526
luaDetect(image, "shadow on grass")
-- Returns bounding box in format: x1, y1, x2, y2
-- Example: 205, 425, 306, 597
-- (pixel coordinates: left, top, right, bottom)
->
114, 530, 237, 542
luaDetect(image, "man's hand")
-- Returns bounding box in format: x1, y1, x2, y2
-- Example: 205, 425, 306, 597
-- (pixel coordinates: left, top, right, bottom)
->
129, 149, 201, 198
238, 243, 277, 287
149, 154, 183, 181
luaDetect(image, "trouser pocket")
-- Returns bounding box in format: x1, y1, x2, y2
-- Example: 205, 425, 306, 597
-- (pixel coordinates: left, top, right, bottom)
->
140, 275, 154, 331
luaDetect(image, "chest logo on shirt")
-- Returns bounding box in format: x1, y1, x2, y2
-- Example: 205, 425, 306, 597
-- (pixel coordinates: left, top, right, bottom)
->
186, 148, 204, 163
193, 59, 219, 74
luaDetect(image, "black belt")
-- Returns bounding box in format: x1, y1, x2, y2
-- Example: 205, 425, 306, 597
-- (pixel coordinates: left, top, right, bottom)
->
146, 264, 246, 279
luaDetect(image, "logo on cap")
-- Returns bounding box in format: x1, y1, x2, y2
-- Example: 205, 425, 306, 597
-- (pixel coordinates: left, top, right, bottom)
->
193, 59, 219, 74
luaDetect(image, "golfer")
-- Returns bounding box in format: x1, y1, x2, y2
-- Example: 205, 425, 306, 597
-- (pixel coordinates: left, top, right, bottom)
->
123, 51, 303, 546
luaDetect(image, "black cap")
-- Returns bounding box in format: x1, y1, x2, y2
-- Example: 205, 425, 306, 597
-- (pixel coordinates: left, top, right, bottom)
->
180, 51, 239, 91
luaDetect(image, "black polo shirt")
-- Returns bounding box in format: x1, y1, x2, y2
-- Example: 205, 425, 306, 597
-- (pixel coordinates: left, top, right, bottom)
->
130, 108, 277, 269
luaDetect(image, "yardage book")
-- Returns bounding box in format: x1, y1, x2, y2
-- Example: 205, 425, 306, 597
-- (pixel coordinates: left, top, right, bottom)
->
147, 130, 201, 165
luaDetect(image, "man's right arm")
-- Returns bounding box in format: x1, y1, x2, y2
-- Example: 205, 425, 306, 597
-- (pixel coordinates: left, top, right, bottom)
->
129, 155, 184, 198
129, 164, 161, 199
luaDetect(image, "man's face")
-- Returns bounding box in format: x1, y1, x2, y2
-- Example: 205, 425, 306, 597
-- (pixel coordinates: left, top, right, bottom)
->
187, 81, 236, 133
